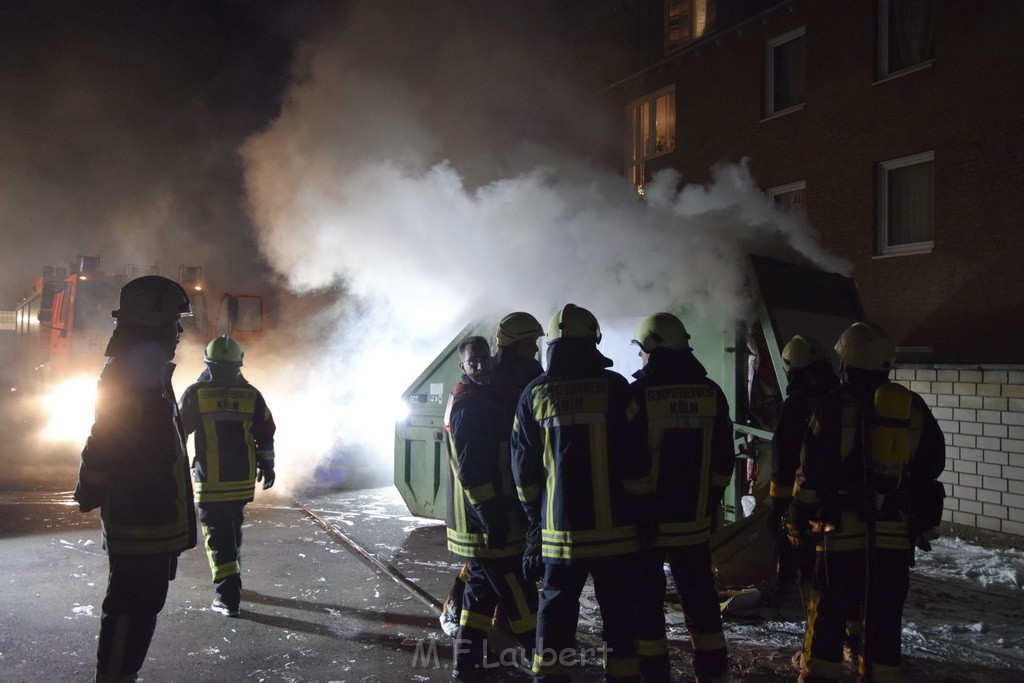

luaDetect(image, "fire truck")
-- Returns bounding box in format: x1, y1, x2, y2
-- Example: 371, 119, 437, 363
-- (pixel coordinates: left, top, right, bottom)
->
12, 256, 265, 383
7, 256, 266, 441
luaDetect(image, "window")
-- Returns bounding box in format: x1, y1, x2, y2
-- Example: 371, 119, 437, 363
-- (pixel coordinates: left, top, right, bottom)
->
627, 86, 676, 188
877, 0, 934, 79
769, 181, 806, 213
666, 0, 717, 52
877, 151, 934, 256
765, 27, 805, 117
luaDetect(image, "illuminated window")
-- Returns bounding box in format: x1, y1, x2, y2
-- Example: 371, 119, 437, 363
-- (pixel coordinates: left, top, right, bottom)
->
877, 0, 934, 79
877, 151, 934, 256
666, 0, 717, 52
627, 86, 676, 188
768, 181, 806, 213
765, 27, 805, 117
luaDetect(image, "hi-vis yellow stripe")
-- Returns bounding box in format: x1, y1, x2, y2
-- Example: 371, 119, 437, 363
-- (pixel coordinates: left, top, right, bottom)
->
531, 380, 614, 530
645, 383, 716, 513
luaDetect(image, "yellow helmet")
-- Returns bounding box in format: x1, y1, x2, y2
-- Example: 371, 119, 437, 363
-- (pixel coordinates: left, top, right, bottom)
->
834, 322, 895, 371
205, 335, 244, 365
782, 335, 825, 371
632, 312, 691, 352
547, 304, 601, 343
113, 275, 192, 327
495, 312, 543, 348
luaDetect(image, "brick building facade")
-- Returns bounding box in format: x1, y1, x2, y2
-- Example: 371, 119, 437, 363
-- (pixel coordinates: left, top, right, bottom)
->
599, 0, 1024, 540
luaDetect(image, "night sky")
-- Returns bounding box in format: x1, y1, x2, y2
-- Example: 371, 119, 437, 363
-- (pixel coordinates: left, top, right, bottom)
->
0, 0, 337, 303
0, 1, 617, 308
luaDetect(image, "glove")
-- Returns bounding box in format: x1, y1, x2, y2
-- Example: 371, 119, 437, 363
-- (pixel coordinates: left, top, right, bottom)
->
256, 457, 275, 490
767, 496, 791, 543
73, 463, 106, 512
630, 492, 659, 547
485, 523, 508, 550
708, 486, 725, 534
522, 525, 544, 583
786, 500, 813, 549
478, 498, 508, 550
73, 478, 105, 513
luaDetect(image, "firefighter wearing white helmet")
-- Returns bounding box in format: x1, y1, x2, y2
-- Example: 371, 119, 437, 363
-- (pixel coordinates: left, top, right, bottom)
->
770, 336, 839, 602
74, 275, 197, 681
179, 335, 277, 618
628, 312, 732, 682
492, 311, 544, 404
790, 322, 945, 681
512, 303, 652, 681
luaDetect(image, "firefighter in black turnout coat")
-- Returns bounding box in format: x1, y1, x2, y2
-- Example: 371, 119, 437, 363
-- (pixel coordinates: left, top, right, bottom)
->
512, 303, 654, 682
769, 335, 839, 597
439, 312, 545, 637
74, 275, 198, 682
444, 335, 537, 680
791, 323, 945, 682
628, 313, 732, 683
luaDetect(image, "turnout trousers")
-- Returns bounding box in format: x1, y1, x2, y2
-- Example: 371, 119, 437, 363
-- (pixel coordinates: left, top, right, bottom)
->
453, 555, 537, 677
96, 553, 176, 682
199, 501, 245, 609
635, 545, 727, 682
534, 557, 640, 683
801, 547, 910, 682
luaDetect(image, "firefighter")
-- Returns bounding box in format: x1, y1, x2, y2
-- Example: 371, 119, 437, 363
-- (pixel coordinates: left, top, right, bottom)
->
444, 335, 537, 680
628, 312, 732, 683
512, 303, 654, 682
770, 335, 838, 598
791, 322, 946, 682
73, 275, 198, 682
491, 311, 545, 399
439, 312, 545, 638
178, 335, 277, 618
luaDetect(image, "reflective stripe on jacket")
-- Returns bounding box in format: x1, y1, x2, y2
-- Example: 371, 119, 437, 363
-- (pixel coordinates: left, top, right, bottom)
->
794, 380, 945, 551
179, 378, 276, 504
444, 378, 527, 559
511, 340, 651, 563
629, 350, 734, 547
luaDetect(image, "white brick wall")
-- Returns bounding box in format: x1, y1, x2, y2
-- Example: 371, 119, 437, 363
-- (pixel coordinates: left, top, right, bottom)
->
894, 366, 1024, 538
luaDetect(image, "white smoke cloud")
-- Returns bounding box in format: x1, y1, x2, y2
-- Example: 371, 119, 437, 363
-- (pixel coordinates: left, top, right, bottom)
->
239, 1, 850, 495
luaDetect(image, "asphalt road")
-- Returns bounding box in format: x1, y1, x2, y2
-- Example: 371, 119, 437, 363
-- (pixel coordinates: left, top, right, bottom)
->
3, 458, 1021, 683
0, 480, 476, 682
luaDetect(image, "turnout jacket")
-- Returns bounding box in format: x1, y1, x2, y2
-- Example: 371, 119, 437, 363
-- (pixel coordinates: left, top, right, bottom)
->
444, 376, 528, 559
770, 361, 839, 502
490, 346, 543, 405
75, 349, 197, 556
793, 378, 946, 552
179, 372, 276, 504
511, 338, 653, 563
629, 349, 734, 547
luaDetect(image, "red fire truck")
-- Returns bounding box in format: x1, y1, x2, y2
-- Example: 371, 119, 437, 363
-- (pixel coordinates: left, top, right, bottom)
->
13, 256, 265, 381
8, 256, 266, 441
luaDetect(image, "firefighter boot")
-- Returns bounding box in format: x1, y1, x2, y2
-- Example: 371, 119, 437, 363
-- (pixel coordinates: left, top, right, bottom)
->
96, 612, 158, 681
212, 574, 241, 616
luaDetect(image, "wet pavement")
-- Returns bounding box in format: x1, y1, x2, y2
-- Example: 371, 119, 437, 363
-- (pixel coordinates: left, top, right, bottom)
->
0, 475, 504, 682
2, 467, 1022, 682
